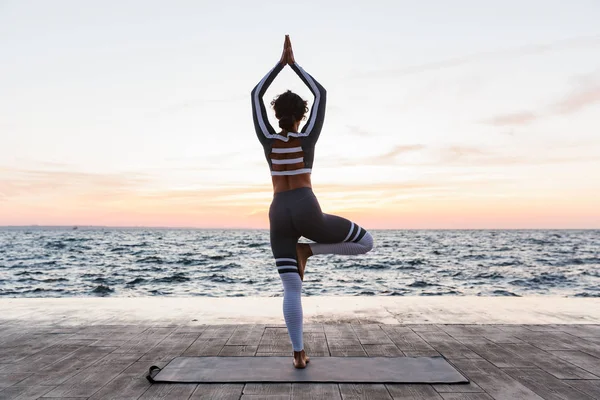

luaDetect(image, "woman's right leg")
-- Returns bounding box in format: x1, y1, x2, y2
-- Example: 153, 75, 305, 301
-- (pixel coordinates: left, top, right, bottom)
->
269, 196, 304, 355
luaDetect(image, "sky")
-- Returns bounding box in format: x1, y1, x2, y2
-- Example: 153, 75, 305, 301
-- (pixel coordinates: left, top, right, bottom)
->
1, 0, 599, 229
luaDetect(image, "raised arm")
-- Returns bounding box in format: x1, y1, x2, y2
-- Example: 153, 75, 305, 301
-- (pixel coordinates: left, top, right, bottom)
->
251, 62, 284, 145
290, 62, 327, 143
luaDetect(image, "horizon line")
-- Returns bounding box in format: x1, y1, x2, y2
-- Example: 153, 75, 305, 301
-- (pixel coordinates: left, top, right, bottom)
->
0, 225, 597, 231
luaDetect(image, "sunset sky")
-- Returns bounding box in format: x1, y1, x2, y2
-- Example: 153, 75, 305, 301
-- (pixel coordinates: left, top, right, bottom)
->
1, 0, 599, 228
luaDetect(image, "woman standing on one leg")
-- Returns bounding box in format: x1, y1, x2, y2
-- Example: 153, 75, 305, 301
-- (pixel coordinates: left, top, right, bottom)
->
251, 36, 374, 369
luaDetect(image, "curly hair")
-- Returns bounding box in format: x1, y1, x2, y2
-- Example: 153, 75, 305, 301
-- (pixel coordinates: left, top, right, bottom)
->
270, 90, 309, 131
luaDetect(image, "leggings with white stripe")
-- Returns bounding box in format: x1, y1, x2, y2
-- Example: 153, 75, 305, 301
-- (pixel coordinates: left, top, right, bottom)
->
269, 187, 374, 351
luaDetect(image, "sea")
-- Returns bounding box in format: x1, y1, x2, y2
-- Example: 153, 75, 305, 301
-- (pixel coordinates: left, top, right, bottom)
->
0, 228, 598, 298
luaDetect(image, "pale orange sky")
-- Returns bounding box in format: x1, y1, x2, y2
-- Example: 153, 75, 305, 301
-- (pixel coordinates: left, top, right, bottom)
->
1, 1, 600, 228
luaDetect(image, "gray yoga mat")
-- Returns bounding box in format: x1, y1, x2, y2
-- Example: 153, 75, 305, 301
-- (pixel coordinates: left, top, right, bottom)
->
147, 356, 468, 384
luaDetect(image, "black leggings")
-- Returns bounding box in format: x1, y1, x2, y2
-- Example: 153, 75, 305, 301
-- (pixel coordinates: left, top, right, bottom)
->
269, 187, 370, 275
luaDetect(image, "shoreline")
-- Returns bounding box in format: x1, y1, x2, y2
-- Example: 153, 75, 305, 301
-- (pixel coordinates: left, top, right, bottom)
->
2, 296, 599, 325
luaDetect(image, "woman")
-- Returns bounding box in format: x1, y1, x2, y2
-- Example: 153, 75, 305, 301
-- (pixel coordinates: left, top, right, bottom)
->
251, 36, 374, 368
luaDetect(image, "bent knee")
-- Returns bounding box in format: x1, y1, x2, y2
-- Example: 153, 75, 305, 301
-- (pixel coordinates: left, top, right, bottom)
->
358, 231, 374, 253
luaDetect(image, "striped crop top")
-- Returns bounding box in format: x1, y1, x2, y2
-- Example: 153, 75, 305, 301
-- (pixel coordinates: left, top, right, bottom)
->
251, 62, 326, 176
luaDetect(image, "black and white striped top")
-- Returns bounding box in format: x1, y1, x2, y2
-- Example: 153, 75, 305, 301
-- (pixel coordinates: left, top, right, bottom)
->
251, 62, 326, 176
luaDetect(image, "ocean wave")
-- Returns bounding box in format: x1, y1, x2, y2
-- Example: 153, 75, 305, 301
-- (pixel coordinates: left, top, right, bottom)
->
45, 241, 66, 249
491, 290, 520, 297
473, 272, 503, 279
137, 256, 164, 264
420, 290, 461, 296
573, 292, 600, 298
126, 277, 146, 285
92, 285, 113, 295
203, 274, 235, 284
178, 258, 206, 266
408, 280, 439, 288
154, 273, 190, 283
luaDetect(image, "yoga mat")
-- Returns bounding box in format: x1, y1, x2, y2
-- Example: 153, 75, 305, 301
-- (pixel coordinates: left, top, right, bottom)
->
147, 356, 468, 384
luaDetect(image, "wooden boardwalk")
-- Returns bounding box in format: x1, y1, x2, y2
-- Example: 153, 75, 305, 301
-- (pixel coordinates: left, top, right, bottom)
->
1, 323, 599, 399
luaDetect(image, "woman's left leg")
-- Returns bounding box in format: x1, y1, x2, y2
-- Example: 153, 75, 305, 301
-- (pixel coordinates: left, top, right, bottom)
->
292, 192, 374, 256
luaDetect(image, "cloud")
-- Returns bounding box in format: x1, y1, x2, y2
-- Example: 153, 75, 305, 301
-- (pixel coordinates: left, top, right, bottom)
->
482, 80, 600, 127
553, 86, 600, 115
147, 95, 247, 117
324, 144, 425, 167
0, 168, 150, 198
482, 111, 538, 127
354, 35, 600, 79
346, 125, 373, 136
432, 146, 599, 167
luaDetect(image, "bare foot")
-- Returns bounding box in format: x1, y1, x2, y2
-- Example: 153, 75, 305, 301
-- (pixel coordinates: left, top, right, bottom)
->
296, 243, 312, 281
293, 350, 310, 368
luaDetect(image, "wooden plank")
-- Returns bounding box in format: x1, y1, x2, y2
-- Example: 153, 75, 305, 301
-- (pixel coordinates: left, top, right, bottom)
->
137, 382, 197, 399
405, 325, 443, 333
304, 324, 325, 333
554, 325, 600, 338
495, 325, 534, 335
0, 373, 31, 388
263, 327, 289, 337
457, 338, 533, 368
339, 383, 392, 399
0, 384, 55, 400
567, 380, 600, 399
325, 325, 359, 340
501, 343, 597, 379
139, 332, 200, 361
481, 333, 523, 344
514, 331, 581, 351
439, 325, 503, 337
95, 351, 145, 366
244, 383, 291, 396
304, 333, 329, 357
566, 338, 600, 359
352, 325, 394, 345
363, 344, 404, 357
439, 394, 493, 400
385, 384, 442, 399
171, 325, 207, 335
183, 338, 228, 356
0, 334, 73, 363
226, 325, 265, 345
219, 345, 258, 356
522, 325, 561, 332
402, 350, 441, 357
112, 327, 175, 354
380, 329, 436, 353
450, 359, 544, 400
549, 350, 600, 377
90, 339, 130, 347
241, 395, 290, 399
189, 384, 244, 399
503, 367, 595, 400
198, 325, 237, 339
69, 325, 148, 341
88, 361, 159, 400
417, 333, 480, 360
328, 340, 367, 357
15, 346, 118, 387
258, 339, 291, 354
41, 363, 131, 398
3, 346, 81, 373
291, 383, 341, 400
433, 381, 483, 394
